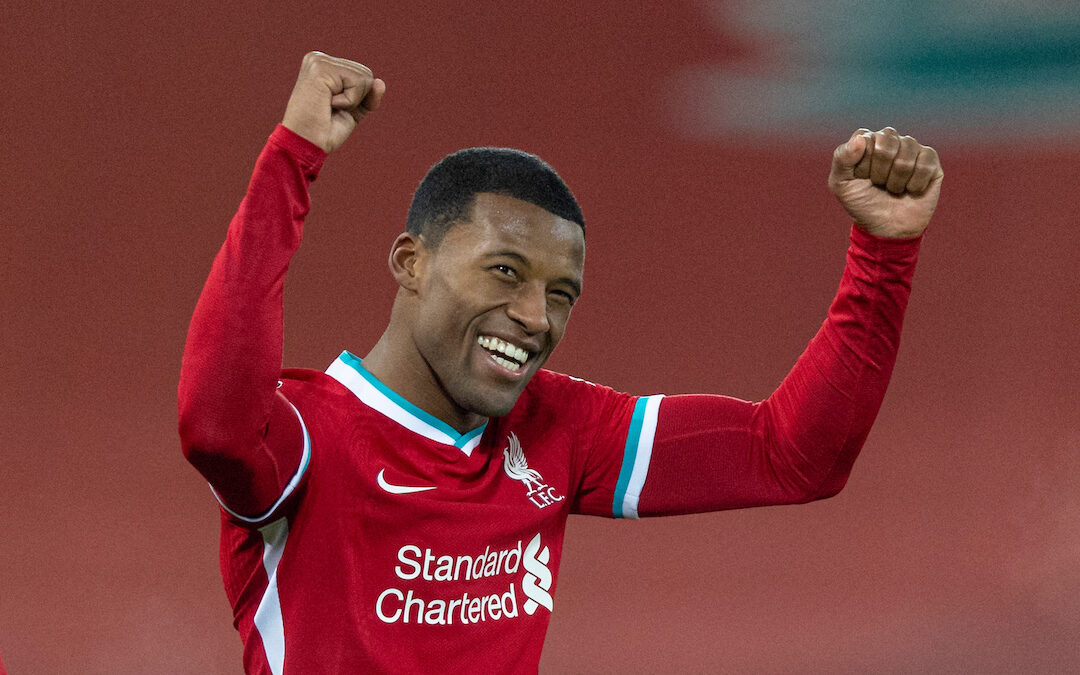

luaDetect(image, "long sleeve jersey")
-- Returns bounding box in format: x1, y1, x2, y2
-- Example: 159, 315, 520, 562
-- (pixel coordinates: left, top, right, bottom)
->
177, 125, 920, 674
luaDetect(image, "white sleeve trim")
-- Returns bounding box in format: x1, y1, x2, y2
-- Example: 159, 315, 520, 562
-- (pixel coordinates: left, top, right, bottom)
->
614, 394, 664, 519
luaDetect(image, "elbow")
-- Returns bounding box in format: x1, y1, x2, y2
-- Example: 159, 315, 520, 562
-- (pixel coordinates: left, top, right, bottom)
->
177, 407, 218, 470
805, 474, 849, 502
178, 412, 260, 492
776, 464, 850, 505
177, 403, 247, 472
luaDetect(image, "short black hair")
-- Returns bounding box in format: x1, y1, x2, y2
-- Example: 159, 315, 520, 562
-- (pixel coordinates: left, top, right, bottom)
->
406, 147, 584, 248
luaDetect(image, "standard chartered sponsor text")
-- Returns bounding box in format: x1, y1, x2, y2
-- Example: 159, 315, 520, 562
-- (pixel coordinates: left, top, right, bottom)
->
376, 586, 521, 625
377, 536, 550, 626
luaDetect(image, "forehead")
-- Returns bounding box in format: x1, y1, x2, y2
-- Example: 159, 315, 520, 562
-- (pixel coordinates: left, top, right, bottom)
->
439, 193, 585, 273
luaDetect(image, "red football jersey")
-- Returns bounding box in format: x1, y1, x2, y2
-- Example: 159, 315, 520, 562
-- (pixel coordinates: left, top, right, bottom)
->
216, 352, 662, 673
180, 124, 920, 674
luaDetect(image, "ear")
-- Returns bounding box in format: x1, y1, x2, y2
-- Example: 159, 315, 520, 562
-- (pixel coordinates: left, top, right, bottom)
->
388, 232, 426, 291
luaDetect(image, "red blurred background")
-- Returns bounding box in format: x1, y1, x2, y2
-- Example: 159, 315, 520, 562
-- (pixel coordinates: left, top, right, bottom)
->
2, 1, 1078, 672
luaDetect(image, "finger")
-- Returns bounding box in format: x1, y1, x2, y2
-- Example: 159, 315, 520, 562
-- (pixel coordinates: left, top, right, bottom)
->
361, 78, 386, 112
904, 144, 942, 194
330, 84, 368, 110
304, 51, 373, 77
885, 135, 921, 194
869, 127, 901, 186
304, 51, 374, 105
323, 53, 373, 78
853, 133, 873, 179
830, 128, 870, 182
329, 68, 379, 110
343, 79, 386, 125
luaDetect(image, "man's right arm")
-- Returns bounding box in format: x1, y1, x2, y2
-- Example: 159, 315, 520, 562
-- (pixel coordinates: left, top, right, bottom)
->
177, 53, 384, 518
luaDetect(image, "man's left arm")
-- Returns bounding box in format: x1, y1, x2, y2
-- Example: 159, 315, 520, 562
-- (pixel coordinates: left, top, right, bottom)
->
628, 128, 943, 517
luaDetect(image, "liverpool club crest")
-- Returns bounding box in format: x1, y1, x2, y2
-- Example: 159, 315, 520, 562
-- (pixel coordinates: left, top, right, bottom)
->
503, 433, 564, 509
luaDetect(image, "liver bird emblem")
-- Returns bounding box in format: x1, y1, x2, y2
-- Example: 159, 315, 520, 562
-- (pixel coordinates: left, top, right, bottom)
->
503, 433, 546, 494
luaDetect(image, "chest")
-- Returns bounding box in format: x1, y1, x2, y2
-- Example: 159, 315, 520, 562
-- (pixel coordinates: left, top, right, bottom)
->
299, 408, 575, 545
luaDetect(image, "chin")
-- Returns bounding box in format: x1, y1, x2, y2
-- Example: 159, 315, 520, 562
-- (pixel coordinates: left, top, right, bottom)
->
470, 396, 518, 419
458, 385, 526, 419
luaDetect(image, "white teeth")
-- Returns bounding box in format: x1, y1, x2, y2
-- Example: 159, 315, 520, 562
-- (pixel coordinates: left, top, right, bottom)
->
493, 355, 520, 371
477, 336, 529, 366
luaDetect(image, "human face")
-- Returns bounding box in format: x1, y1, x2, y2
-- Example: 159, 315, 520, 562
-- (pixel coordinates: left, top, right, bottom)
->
410, 192, 585, 422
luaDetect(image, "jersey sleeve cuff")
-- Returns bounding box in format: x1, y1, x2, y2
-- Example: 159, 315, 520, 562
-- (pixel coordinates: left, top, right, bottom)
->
268, 124, 328, 179
849, 223, 923, 259
210, 398, 313, 527
612, 395, 664, 519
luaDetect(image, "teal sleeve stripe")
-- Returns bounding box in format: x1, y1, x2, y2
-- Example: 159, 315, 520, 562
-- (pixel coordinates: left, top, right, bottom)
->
613, 397, 649, 518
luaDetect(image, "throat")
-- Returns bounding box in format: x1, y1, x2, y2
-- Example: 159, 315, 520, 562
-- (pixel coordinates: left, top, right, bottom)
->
362, 337, 488, 435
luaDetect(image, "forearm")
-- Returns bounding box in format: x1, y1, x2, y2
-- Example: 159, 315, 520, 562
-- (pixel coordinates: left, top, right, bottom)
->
177, 125, 325, 514
639, 225, 921, 515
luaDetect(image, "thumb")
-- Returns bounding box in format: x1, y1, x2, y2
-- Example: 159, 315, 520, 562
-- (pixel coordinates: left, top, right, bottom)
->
830, 129, 869, 183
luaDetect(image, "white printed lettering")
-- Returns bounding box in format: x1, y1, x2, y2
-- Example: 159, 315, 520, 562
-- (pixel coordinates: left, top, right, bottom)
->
395, 546, 422, 580
434, 555, 453, 581
376, 588, 403, 623
424, 599, 447, 625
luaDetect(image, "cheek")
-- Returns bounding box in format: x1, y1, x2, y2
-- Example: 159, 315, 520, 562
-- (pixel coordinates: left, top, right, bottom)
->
546, 306, 573, 344
418, 279, 479, 344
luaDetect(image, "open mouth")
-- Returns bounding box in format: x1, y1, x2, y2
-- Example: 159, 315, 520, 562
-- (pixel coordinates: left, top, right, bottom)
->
477, 335, 530, 373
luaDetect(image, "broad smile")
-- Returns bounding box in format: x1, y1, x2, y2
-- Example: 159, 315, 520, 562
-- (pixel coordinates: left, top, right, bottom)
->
477, 335, 532, 373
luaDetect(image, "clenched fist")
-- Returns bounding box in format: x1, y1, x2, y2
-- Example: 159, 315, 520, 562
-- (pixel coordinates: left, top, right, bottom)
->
828, 127, 944, 239
281, 52, 386, 153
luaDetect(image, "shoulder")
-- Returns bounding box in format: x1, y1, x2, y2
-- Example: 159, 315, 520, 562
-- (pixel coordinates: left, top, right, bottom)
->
514, 369, 632, 420
523, 368, 610, 397
277, 367, 356, 417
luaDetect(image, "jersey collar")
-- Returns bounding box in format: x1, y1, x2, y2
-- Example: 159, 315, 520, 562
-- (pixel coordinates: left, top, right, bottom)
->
326, 350, 487, 456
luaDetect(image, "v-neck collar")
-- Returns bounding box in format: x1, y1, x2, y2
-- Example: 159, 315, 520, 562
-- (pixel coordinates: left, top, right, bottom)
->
325, 350, 487, 456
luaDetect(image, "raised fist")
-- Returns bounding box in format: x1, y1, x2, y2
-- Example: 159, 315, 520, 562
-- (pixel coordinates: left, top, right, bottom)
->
828, 127, 944, 239
281, 52, 386, 153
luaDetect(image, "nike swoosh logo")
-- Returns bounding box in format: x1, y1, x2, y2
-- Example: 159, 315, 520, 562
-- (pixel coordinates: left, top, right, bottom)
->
377, 469, 437, 494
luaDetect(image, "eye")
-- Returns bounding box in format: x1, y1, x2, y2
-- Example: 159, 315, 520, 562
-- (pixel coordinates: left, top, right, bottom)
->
491, 264, 517, 279
549, 290, 576, 307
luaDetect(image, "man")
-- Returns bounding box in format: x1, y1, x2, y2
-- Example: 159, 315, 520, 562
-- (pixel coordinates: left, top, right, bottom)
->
178, 52, 942, 674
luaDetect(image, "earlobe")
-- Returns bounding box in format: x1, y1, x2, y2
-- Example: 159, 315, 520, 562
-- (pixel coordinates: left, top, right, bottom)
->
388, 232, 423, 291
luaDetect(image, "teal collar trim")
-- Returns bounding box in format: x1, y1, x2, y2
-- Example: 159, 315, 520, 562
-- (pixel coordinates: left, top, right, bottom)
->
326, 350, 487, 455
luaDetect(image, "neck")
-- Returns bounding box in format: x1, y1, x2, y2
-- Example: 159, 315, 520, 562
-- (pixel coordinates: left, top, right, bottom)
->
362, 328, 487, 435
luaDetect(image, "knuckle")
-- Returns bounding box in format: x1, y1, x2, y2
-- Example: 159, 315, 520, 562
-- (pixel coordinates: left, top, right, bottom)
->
892, 157, 916, 174
874, 138, 899, 155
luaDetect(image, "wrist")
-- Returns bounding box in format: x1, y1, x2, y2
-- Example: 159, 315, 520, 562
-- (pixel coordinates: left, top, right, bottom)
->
269, 124, 328, 179
853, 221, 926, 240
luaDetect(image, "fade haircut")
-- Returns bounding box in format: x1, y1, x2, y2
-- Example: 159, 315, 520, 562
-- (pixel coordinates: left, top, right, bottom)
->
406, 147, 585, 248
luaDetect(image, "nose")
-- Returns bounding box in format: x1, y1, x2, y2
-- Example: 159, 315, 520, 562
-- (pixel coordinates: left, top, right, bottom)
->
506, 281, 550, 334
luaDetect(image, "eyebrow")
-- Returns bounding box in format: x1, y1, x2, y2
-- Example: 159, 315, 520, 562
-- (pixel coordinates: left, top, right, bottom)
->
484, 250, 583, 297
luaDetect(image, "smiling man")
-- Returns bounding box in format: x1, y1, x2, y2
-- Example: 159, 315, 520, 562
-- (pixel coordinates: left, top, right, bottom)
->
178, 53, 943, 674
